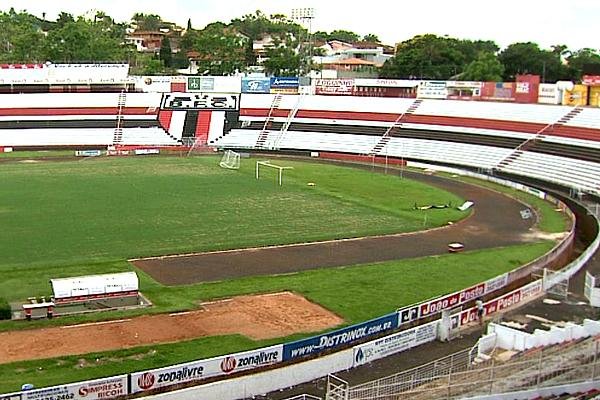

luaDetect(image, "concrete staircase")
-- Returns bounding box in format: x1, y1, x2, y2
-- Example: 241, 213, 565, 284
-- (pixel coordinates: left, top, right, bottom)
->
369, 99, 423, 156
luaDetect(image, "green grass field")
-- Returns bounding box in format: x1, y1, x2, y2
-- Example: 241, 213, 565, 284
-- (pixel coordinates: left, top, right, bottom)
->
0, 154, 568, 393
0, 155, 466, 300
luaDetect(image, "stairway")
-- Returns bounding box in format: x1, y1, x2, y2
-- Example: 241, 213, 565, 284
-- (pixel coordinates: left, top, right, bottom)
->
495, 106, 583, 170
112, 91, 127, 144
369, 99, 423, 156
255, 94, 283, 149
272, 93, 305, 150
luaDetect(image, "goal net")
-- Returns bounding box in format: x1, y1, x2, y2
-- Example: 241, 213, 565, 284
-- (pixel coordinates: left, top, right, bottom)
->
256, 160, 293, 185
219, 150, 241, 170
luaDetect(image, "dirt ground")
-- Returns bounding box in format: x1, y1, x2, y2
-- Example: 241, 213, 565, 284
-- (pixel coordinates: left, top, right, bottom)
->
0, 292, 343, 364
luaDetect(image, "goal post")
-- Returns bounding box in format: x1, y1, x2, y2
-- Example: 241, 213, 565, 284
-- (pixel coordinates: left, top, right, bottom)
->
256, 160, 293, 186
219, 150, 241, 170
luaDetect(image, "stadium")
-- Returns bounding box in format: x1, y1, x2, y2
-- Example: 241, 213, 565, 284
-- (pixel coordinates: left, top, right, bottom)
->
0, 65, 599, 400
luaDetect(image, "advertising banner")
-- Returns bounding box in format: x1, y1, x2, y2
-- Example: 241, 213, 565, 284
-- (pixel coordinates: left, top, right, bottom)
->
136, 76, 172, 93
283, 312, 398, 361
353, 321, 438, 367
187, 77, 241, 93
583, 75, 600, 85
270, 77, 299, 94
538, 83, 561, 105
515, 74, 540, 103
481, 82, 515, 102
314, 79, 354, 95
161, 93, 239, 110
0, 376, 128, 400
418, 282, 485, 319
562, 84, 589, 106
398, 274, 508, 326
353, 78, 419, 88
134, 149, 160, 155
75, 150, 102, 157
453, 280, 543, 328
187, 77, 215, 92
241, 77, 271, 94
417, 81, 448, 99
131, 345, 283, 393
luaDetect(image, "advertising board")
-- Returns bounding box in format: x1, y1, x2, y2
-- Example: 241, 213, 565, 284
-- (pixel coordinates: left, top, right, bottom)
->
75, 150, 102, 157
131, 345, 283, 393
538, 83, 561, 105
283, 312, 398, 361
417, 81, 448, 99
0, 376, 128, 400
398, 273, 508, 326
314, 79, 354, 95
187, 76, 241, 93
241, 78, 271, 94
270, 77, 299, 94
353, 320, 438, 367
453, 280, 543, 328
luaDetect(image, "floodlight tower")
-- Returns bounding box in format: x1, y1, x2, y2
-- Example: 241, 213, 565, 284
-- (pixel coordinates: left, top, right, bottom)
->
291, 7, 315, 77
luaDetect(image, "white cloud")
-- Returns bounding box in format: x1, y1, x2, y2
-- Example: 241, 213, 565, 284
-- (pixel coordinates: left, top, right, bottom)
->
1, 0, 597, 51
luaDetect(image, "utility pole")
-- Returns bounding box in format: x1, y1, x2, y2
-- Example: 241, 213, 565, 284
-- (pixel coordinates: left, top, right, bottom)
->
291, 8, 315, 77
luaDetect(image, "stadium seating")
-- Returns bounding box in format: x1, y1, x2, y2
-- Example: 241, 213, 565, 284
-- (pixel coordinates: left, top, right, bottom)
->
219, 95, 600, 195
0, 127, 181, 147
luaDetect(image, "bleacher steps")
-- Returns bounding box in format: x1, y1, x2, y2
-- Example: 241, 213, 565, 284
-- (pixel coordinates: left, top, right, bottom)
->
369, 98, 423, 156
255, 94, 283, 150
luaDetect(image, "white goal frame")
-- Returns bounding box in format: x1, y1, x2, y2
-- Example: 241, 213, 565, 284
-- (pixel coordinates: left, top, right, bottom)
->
219, 150, 241, 169
256, 161, 293, 186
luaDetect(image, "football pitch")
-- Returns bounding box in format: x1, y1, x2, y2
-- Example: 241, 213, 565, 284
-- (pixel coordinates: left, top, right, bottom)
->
0, 155, 467, 301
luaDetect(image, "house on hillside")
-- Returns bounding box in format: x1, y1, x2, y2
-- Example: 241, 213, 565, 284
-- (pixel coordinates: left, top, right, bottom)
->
310, 40, 394, 78
124, 23, 183, 54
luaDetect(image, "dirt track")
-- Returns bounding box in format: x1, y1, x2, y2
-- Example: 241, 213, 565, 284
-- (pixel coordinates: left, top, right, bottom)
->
133, 168, 538, 285
0, 292, 342, 364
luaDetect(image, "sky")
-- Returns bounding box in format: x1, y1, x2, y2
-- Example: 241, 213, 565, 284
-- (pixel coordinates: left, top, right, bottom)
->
2, 0, 599, 51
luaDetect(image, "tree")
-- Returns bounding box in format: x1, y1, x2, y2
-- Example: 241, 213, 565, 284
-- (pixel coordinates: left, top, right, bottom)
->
45, 17, 126, 62
460, 52, 504, 81
188, 22, 248, 75
566, 48, 600, 80
328, 29, 359, 43
142, 58, 165, 75
159, 36, 172, 67
498, 41, 573, 82
498, 42, 545, 80
187, 18, 192, 31
56, 12, 74, 28
312, 31, 329, 42
362, 33, 380, 43
455, 39, 499, 64
0, 10, 46, 62
263, 44, 300, 76
380, 34, 465, 79
132, 13, 162, 31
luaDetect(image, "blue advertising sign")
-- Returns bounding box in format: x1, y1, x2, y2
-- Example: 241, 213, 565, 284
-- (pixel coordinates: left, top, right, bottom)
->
241, 77, 271, 93
270, 77, 299, 88
282, 312, 398, 361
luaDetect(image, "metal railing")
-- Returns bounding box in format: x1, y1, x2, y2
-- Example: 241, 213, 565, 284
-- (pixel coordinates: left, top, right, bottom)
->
340, 336, 599, 400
